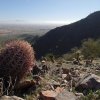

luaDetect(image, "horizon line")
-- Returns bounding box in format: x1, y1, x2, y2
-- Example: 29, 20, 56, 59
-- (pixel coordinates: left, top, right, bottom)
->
0, 20, 76, 25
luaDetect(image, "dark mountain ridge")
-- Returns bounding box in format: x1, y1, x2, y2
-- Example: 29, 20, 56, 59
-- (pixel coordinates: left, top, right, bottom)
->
33, 11, 100, 59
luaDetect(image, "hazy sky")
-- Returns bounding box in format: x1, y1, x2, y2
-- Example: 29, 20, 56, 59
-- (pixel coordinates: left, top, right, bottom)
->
0, 0, 100, 24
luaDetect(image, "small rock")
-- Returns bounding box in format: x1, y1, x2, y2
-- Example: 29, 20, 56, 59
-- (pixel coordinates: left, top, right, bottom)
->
55, 87, 64, 94
75, 92, 84, 96
55, 89, 77, 100
62, 74, 67, 79
40, 90, 58, 100
48, 80, 60, 89
0, 95, 24, 100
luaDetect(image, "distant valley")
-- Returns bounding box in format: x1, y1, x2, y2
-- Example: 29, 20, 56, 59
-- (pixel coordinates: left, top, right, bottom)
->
0, 24, 59, 35
0, 24, 61, 44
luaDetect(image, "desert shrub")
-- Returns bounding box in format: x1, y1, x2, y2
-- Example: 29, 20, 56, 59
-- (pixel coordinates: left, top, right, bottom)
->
81, 39, 100, 59
63, 47, 81, 61
63, 53, 75, 61
45, 53, 55, 61
81, 90, 100, 100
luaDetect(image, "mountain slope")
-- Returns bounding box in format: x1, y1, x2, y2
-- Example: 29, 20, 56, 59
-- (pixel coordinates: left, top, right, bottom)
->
33, 11, 100, 58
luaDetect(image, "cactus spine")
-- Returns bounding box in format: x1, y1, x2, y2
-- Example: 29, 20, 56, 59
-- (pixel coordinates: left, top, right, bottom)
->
0, 40, 35, 84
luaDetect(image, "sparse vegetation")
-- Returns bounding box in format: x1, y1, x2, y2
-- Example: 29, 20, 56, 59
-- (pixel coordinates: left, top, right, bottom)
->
81, 90, 100, 100
81, 39, 100, 59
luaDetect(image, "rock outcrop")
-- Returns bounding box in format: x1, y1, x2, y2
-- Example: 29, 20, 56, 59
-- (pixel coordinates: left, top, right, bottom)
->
75, 74, 100, 93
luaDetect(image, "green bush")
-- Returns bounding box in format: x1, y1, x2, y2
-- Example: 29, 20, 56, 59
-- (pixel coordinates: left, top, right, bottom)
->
81, 39, 100, 59
81, 90, 100, 100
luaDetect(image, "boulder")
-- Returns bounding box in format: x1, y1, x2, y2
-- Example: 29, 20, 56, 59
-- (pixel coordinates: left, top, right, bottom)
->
75, 74, 100, 93
40, 90, 58, 100
40, 88, 77, 100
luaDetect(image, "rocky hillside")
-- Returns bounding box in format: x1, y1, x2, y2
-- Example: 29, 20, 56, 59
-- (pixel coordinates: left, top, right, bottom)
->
34, 11, 100, 59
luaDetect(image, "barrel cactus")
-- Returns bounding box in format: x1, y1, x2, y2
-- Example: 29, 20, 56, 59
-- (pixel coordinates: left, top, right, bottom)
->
0, 40, 35, 84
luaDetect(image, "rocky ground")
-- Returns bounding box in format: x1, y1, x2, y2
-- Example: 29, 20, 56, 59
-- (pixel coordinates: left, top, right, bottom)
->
0, 59, 100, 100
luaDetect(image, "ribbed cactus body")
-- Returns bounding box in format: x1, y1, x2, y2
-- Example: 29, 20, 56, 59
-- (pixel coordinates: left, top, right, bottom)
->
0, 40, 35, 83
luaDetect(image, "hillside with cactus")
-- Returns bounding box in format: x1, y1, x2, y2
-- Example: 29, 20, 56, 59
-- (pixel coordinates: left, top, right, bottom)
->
0, 11, 100, 100
0, 39, 100, 100
34, 11, 100, 59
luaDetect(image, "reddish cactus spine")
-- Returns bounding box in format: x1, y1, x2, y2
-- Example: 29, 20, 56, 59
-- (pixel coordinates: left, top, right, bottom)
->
0, 40, 35, 83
